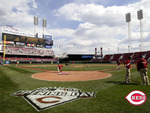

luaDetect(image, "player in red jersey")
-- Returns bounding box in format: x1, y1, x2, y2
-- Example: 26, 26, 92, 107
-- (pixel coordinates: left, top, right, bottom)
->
57, 65, 63, 73
137, 56, 149, 85
125, 56, 131, 83
57, 65, 70, 75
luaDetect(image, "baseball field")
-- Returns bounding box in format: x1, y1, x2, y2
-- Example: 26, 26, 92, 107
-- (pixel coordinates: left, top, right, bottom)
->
0, 63, 150, 113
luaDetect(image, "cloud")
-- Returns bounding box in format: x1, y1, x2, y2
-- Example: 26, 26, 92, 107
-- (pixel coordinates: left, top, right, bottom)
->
0, 0, 33, 28
1, 0, 150, 55
54, 0, 150, 54
32, 0, 37, 8
56, 3, 127, 27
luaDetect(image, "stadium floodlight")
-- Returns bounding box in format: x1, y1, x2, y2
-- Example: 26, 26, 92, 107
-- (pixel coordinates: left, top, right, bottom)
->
137, 9, 143, 20
42, 19, 47, 38
95, 48, 97, 59
126, 13, 131, 22
100, 47, 103, 58
125, 13, 131, 53
108, 48, 110, 54
118, 47, 119, 54
34, 16, 38, 25
137, 9, 143, 51
139, 44, 141, 52
34, 16, 38, 37
42, 19, 47, 27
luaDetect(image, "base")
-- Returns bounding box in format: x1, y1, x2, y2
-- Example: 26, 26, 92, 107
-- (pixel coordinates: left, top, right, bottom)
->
57, 72, 70, 75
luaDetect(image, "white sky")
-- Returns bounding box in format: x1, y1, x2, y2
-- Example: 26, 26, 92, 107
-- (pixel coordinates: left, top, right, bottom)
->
0, 0, 150, 56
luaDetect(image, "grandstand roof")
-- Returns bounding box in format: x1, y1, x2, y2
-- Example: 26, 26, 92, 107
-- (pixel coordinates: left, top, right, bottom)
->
0, 25, 34, 39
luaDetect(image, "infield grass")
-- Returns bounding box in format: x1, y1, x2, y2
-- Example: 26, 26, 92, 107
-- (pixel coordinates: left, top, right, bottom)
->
0, 63, 150, 113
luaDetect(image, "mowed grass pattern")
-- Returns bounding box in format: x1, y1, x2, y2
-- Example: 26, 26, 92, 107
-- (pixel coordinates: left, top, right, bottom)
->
0, 63, 150, 113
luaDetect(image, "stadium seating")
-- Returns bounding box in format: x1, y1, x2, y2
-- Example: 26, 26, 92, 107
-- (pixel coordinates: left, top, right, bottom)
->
111, 54, 122, 61
102, 54, 113, 62
0, 45, 56, 62
102, 51, 150, 63
2, 45, 150, 63
3, 56, 57, 62
4, 46, 55, 57
132, 52, 147, 62
145, 51, 150, 60
120, 53, 134, 62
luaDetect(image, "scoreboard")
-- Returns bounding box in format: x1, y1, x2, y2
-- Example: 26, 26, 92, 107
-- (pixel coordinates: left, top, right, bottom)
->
2, 33, 53, 46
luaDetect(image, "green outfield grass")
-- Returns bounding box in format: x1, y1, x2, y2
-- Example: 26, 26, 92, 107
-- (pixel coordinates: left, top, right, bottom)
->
0, 63, 150, 113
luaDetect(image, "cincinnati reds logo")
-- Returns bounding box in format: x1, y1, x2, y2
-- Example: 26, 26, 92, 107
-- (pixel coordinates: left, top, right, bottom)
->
36, 96, 62, 103
11, 87, 95, 111
125, 90, 147, 106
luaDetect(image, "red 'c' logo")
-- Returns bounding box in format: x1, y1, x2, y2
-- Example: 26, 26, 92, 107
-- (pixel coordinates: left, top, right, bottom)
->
125, 90, 147, 106
36, 96, 62, 103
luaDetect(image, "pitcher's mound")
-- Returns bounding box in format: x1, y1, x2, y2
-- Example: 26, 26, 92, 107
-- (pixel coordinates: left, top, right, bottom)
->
32, 71, 111, 81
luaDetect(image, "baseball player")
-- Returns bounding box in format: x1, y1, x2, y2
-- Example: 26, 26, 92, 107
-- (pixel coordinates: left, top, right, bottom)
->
116, 59, 121, 69
57, 65, 63, 73
16, 61, 19, 67
137, 56, 149, 85
72, 61, 74, 66
57, 65, 70, 75
124, 56, 131, 83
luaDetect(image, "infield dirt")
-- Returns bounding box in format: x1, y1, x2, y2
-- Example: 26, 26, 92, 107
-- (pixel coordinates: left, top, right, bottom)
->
19, 65, 112, 81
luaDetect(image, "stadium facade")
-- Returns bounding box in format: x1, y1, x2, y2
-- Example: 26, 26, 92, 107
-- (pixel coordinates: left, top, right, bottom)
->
0, 25, 57, 64
0, 25, 150, 64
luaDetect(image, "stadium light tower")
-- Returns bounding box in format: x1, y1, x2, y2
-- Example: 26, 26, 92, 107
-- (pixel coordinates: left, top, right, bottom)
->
95, 48, 97, 59
137, 9, 143, 51
34, 16, 38, 37
126, 13, 131, 53
100, 47, 103, 59
42, 18, 47, 38
139, 44, 141, 52
108, 48, 110, 54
